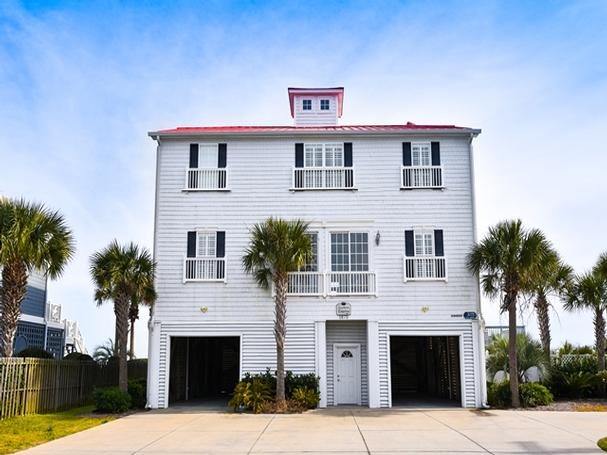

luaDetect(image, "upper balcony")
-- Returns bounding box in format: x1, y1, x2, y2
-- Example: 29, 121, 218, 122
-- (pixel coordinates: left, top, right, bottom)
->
403, 256, 447, 282
401, 165, 443, 189
185, 168, 228, 191
184, 257, 226, 282
292, 167, 355, 190
286, 271, 376, 296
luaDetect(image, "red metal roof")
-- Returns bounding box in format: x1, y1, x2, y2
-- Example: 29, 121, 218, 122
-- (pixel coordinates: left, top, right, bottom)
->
153, 123, 473, 135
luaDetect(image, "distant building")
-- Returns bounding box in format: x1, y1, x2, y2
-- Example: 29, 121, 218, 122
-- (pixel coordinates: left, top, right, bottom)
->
1, 269, 86, 358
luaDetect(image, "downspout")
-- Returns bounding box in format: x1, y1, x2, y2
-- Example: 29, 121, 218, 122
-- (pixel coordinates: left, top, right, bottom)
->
469, 133, 488, 407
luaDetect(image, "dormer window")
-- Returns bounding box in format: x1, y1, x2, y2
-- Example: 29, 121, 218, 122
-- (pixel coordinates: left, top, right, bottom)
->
320, 99, 330, 110
302, 99, 312, 110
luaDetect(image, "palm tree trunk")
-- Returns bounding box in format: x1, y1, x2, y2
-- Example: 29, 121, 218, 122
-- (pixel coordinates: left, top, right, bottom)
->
129, 317, 136, 360
506, 292, 520, 408
534, 293, 551, 357
0, 261, 28, 357
594, 309, 606, 372
274, 273, 288, 405
114, 294, 130, 392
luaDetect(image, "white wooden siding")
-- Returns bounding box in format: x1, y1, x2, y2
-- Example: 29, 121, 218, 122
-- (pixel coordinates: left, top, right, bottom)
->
153, 135, 479, 324
326, 320, 368, 406
156, 321, 315, 407
377, 321, 478, 408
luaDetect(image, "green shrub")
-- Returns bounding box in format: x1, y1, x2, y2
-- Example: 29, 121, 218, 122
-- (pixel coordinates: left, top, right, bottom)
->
286, 372, 320, 398
93, 387, 132, 413
519, 383, 553, 407
291, 386, 320, 409
128, 378, 147, 409
488, 381, 553, 408
240, 369, 320, 401
63, 352, 94, 361
229, 378, 273, 413
487, 381, 511, 408
16, 347, 54, 359
548, 356, 598, 398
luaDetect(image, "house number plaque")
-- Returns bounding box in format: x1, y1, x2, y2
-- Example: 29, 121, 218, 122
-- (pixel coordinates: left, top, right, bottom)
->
336, 302, 351, 318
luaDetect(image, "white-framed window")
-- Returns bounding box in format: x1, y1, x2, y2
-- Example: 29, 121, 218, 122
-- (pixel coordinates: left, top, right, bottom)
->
414, 231, 434, 257
198, 144, 217, 168
320, 99, 330, 110
304, 144, 344, 168
197, 232, 216, 257
331, 232, 369, 272
302, 99, 312, 110
412, 142, 431, 167
299, 232, 318, 272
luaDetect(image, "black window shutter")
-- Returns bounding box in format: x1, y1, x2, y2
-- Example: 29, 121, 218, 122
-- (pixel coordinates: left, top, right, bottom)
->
218, 144, 227, 168
216, 231, 225, 258
434, 229, 444, 257
295, 143, 304, 168
405, 230, 415, 257
344, 143, 353, 167
403, 142, 412, 166
431, 142, 440, 166
189, 144, 199, 168
187, 231, 197, 258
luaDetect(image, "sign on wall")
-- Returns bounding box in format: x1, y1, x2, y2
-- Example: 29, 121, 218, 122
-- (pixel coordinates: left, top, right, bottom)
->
336, 302, 351, 319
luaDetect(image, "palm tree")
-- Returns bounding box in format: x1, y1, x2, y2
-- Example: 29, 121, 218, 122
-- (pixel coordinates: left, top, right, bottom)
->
564, 269, 607, 373
90, 241, 156, 391
487, 333, 548, 382
93, 338, 116, 364
128, 291, 154, 360
242, 218, 312, 405
0, 199, 75, 357
467, 220, 552, 407
523, 250, 573, 356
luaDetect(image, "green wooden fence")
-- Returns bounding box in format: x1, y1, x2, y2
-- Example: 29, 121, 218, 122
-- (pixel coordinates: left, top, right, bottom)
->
0, 358, 147, 419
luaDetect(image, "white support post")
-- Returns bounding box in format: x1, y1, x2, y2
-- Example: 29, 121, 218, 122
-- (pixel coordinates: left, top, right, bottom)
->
367, 320, 380, 408
146, 319, 161, 409
315, 321, 327, 407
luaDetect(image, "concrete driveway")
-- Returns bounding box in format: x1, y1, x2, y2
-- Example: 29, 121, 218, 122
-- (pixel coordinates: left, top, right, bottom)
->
18, 407, 606, 454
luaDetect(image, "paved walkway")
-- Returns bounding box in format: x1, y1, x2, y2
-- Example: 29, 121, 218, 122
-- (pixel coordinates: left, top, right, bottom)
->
18, 407, 606, 454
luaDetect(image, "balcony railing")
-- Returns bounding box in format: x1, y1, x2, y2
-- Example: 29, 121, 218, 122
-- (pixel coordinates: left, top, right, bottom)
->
327, 271, 376, 296
184, 257, 226, 282
403, 257, 447, 281
287, 272, 324, 296
293, 167, 355, 190
186, 168, 228, 190
402, 166, 443, 189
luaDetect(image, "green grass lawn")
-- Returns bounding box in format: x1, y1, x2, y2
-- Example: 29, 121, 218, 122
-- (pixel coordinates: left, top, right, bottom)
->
598, 437, 607, 452
0, 406, 115, 455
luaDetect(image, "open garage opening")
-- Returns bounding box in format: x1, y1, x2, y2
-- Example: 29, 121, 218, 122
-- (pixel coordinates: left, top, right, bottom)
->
168, 336, 240, 406
390, 335, 461, 407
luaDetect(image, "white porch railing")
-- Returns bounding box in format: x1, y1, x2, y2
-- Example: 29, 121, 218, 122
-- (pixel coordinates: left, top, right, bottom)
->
401, 166, 443, 189
287, 272, 324, 296
184, 257, 226, 282
186, 168, 228, 190
293, 167, 355, 190
326, 271, 376, 296
403, 257, 447, 281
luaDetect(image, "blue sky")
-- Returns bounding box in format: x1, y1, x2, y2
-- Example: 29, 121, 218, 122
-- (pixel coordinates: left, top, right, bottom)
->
1, 1, 607, 357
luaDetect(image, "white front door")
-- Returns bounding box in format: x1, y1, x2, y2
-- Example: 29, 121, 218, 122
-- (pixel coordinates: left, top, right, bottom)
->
334, 344, 361, 405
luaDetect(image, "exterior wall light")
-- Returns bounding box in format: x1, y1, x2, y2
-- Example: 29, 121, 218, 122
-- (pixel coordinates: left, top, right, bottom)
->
375, 231, 381, 245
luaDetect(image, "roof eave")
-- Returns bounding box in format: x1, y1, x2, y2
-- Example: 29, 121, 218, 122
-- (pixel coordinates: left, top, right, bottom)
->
148, 128, 481, 139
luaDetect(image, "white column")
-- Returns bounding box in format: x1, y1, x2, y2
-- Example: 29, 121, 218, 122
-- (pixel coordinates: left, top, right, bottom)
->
367, 320, 380, 408
315, 321, 327, 407
473, 319, 488, 407
146, 319, 161, 409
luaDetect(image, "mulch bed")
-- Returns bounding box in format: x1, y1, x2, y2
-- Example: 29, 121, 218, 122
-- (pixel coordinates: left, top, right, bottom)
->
524, 399, 607, 411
